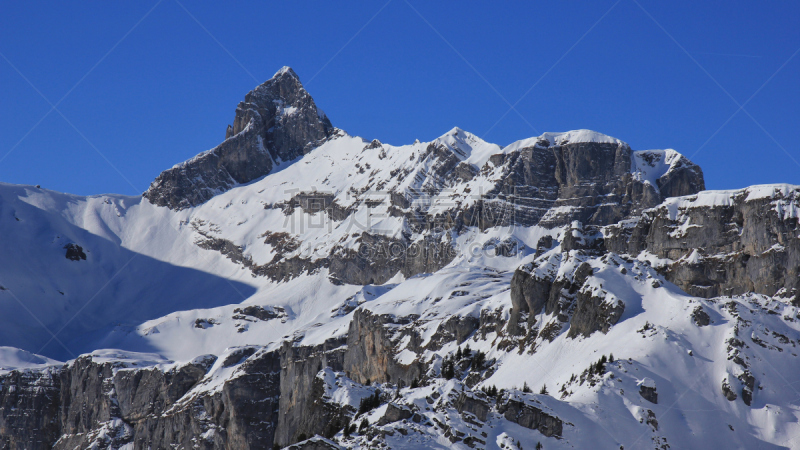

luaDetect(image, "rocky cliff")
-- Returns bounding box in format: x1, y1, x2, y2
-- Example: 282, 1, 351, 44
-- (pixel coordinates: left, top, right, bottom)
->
605, 184, 800, 299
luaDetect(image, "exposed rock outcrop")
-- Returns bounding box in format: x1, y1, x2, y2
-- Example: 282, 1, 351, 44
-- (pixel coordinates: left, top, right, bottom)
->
276, 339, 348, 447
605, 185, 800, 299
638, 378, 658, 404
498, 396, 562, 437
144, 67, 334, 210
0, 367, 61, 450
376, 403, 413, 426
0, 349, 281, 450
464, 138, 703, 230
454, 392, 490, 422
63, 243, 86, 261
343, 310, 425, 387
510, 245, 625, 339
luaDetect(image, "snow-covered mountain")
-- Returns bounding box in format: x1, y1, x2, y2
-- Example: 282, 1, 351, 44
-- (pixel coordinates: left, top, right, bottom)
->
1, 67, 799, 450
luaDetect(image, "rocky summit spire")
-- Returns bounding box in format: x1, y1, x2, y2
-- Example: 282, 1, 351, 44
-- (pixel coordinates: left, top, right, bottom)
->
144, 67, 334, 210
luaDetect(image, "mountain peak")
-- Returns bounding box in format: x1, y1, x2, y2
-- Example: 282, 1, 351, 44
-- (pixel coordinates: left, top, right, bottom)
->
273, 66, 298, 79
246, 66, 308, 108
144, 67, 334, 210
432, 127, 501, 166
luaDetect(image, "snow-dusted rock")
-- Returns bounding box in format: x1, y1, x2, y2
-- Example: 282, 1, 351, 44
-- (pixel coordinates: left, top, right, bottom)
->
144, 67, 334, 210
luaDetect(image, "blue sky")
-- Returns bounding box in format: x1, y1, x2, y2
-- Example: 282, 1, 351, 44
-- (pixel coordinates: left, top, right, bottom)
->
1, 1, 798, 196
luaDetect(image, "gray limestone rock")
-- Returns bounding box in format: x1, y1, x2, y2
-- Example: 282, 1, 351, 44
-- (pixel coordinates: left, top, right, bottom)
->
639, 384, 658, 404
343, 310, 424, 387
275, 338, 347, 447
567, 285, 626, 338
607, 187, 800, 300
454, 392, 490, 422
376, 403, 413, 426
498, 398, 563, 437
144, 67, 334, 210
0, 367, 61, 450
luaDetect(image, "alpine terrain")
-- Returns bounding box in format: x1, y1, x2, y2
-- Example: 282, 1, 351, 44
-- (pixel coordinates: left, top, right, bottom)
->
2, 67, 800, 449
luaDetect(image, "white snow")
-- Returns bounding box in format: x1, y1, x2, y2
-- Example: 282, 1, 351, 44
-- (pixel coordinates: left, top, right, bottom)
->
504, 129, 626, 153
631, 149, 687, 190
0, 347, 61, 373
433, 127, 502, 168
636, 377, 656, 389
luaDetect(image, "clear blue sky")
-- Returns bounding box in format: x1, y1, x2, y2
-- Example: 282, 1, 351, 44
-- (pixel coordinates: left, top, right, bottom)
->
1, 1, 798, 196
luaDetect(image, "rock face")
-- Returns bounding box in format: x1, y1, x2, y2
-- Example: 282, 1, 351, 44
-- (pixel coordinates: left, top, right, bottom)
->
509, 228, 627, 339
144, 67, 334, 210
463, 138, 703, 230
376, 403, 413, 426
343, 310, 425, 387
0, 367, 61, 450
568, 283, 626, 338
276, 339, 348, 447
453, 392, 490, 422
499, 397, 563, 437
511, 185, 800, 340
638, 378, 658, 404
0, 350, 283, 450
605, 185, 800, 300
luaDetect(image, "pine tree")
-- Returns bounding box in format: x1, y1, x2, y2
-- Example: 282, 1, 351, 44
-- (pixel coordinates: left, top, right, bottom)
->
358, 391, 382, 416
539, 384, 548, 395
442, 359, 455, 379
411, 378, 419, 389
472, 350, 486, 370
343, 418, 351, 437
359, 418, 369, 433
455, 346, 463, 360
597, 355, 607, 375
536, 442, 544, 450
463, 343, 471, 356
609, 353, 615, 363
371, 391, 381, 409
523, 382, 532, 393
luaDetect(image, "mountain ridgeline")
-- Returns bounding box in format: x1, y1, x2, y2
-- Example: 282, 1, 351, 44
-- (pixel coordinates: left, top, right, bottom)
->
1, 67, 799, 449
